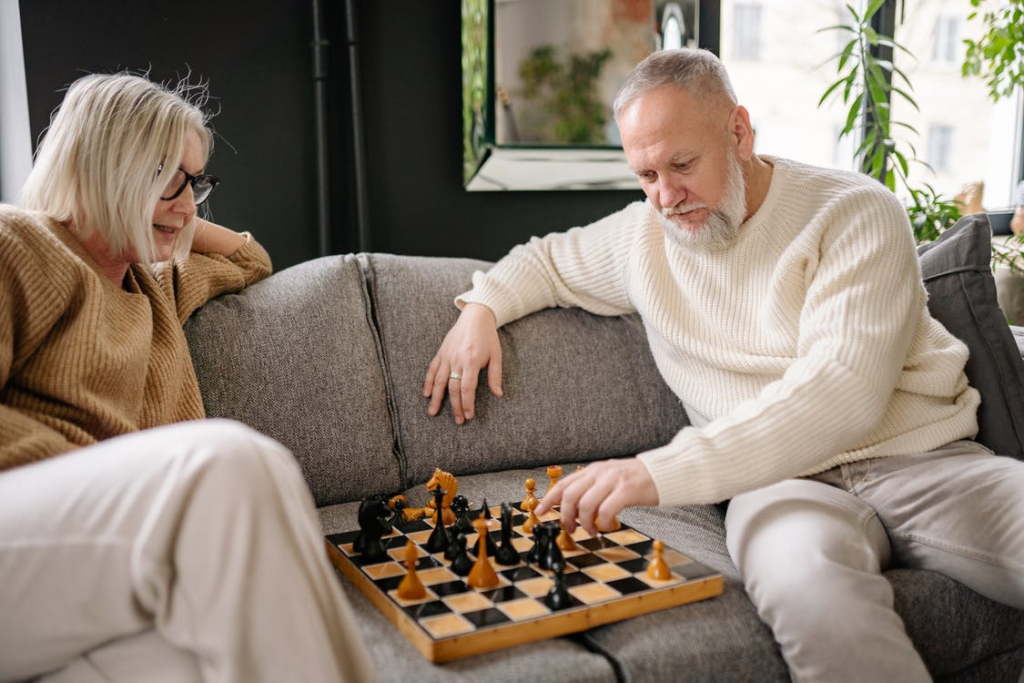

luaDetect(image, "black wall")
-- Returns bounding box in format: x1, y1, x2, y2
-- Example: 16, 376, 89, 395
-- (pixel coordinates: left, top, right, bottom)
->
20, 1, 719, 269
20, 0, 321, 270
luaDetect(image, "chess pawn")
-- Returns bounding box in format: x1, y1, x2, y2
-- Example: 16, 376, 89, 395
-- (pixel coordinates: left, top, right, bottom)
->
521, 478, 540, 534
397, 540, 426, 600
449, 533, 473, 576
545, 464, 563, 493
451, 495, 474, 534
595, 514, 621, 533
647, 539, 672, 581
467, 515, 500, 589
555, 522, 578, 551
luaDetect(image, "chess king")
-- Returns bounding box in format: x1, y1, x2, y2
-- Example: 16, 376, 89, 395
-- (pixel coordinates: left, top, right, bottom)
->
423, 47, 1024, 682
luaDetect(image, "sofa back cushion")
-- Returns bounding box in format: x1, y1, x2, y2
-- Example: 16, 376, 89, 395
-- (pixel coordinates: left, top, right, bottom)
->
918, 213, 1024, 457
184, 255, 402, 505
362, 253, 689, 486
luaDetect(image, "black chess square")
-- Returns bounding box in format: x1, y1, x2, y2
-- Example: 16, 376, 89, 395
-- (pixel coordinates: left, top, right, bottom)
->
561, 571, 595, 588
404, 600, 452, 619
430, 580, 472, 597
461, 607, 512, 628
384, 535, 409, 550
607, 577, 651, 595
326, 530, 360, 546
578, 536, 618, 552
567, 553, 606, 569
374, 576, 404, 592
626, 539, 654, 557
396, 520, 432, 533
500, 566, 540, 582
618, 558, 649, 574
481, 586, 526, 603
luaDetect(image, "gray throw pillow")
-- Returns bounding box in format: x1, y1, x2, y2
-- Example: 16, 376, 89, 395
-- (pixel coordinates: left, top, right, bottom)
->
918, 213, 1024, 457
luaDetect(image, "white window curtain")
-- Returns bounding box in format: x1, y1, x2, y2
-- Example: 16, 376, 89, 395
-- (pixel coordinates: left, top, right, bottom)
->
0, 0, 33, 204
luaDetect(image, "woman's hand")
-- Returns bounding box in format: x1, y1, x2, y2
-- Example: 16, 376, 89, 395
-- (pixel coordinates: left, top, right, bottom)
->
424, 303, 503, 425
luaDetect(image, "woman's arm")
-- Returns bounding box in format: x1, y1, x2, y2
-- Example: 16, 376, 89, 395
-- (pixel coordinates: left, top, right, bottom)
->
191, 218, 247, 256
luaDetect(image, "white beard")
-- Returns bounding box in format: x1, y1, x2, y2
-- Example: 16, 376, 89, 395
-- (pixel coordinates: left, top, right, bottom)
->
659, 153, 747, 253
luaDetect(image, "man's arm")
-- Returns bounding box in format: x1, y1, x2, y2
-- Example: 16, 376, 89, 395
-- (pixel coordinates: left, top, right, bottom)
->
424, 303, 503, 425
544, 185, 927, 529
424, 201, 650, 423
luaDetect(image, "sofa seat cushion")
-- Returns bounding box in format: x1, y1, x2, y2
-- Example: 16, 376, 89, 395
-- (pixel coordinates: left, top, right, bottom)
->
360, 253, 689, 487
185, 255, 402, 506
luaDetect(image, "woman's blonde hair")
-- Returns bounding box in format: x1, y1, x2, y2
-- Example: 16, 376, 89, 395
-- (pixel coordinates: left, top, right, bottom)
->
19, 72, 212, 262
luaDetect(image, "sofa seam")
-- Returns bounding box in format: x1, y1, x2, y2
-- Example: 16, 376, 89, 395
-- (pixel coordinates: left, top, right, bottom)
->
356, 253, 410, 490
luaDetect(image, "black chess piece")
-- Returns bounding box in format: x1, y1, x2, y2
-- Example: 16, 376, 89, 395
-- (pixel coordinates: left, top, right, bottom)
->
424, 485, 450, 554
355, 496, 391, 563
451, 495, 474, 534
527, 522, 551, 567
495, 502, 520, 566
472, 497, 493, 520
445, 526, 466, 561
541, 520, 564, 570
546, 558, 571, 610
449, 533, 473, 576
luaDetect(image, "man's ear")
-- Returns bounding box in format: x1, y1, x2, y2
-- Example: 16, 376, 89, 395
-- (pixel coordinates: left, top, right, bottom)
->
728, 105, 755, 161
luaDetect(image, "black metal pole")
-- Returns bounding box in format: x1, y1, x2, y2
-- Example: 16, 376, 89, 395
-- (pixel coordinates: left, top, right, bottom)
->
346, 0, 371, 253
312, 0, 331, 256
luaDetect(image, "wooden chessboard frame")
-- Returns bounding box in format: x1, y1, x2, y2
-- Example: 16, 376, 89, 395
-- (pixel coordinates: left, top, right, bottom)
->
325, 502, 723, 662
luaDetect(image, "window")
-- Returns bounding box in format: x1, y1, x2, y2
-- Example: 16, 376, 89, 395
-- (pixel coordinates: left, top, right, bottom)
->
731, 4, 762, 61
927, 125, 954, 174
720, 0, 1023, 208
931, 15, 960, 65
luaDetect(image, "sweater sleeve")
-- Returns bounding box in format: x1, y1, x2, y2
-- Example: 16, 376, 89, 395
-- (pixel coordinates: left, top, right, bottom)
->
456, 202, 649, 327
151, 232, 273, 324
639, 187, 922, 506
0, 229, 78, 471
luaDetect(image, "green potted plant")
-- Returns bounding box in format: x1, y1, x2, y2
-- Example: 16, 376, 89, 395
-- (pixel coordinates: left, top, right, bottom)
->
819, 0, 962, 244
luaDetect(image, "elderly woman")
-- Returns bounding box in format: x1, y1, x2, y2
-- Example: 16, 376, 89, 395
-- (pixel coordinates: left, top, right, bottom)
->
0, 73, 372, 682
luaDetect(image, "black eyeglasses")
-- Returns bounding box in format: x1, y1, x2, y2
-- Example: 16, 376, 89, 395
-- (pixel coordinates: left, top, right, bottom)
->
157, 162, 220, 205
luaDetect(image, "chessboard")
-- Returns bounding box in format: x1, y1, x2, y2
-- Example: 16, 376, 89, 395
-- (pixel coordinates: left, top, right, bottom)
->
325, 501, 723, 662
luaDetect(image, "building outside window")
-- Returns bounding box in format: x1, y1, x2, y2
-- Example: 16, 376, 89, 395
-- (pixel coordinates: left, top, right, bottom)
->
927, 124, 955, 174
931, 15, 960, 65
731, 3, 763, 61
720, 0, 1023, 209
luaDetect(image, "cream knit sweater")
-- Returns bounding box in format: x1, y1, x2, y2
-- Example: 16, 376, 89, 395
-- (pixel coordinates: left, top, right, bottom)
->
458, 157, 979, 506
0, 205, 272, 472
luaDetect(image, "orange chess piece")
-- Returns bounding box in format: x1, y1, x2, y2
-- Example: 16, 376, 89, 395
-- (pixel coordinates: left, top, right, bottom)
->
521, 478, 540, 534
397, 540, 427, 599
555, 522, 578, 551
467, 515, 499, 589
546, 465, 563, 493
647, 539, 671, 581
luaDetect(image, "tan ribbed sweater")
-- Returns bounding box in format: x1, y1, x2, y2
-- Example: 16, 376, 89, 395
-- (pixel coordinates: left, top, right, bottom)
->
0, 205, 272, 472
458, 157, 980, 506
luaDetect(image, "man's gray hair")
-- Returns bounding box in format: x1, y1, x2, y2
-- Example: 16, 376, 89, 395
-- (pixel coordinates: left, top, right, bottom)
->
613, 48, 737, 121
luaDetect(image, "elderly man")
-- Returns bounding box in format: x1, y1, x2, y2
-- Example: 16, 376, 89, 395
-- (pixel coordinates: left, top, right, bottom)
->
424, 48, 1024, 681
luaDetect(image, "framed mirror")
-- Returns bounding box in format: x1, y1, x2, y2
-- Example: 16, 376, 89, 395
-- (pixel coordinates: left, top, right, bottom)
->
462, 0, 700, 191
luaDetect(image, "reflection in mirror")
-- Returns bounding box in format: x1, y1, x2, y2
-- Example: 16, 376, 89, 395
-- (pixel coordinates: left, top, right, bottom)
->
463, 0, 699, 191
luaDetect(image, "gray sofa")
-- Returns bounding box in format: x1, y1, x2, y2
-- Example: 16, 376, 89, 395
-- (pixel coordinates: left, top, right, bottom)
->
184, 214, 1024, 682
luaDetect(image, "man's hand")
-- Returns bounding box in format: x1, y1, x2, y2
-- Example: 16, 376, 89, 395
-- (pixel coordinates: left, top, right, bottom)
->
424, 303, 503, 425
536, 458, 659, 536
